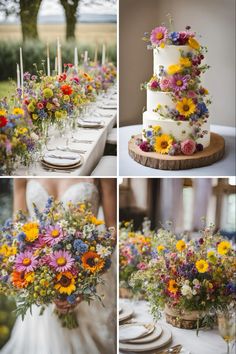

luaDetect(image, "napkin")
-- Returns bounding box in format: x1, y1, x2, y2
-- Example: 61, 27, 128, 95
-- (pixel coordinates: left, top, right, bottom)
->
119, 325, 148, 342
44, 151, 79, 160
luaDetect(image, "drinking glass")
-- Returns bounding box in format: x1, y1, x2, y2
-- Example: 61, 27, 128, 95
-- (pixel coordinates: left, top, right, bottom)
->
218, 311, 236, 354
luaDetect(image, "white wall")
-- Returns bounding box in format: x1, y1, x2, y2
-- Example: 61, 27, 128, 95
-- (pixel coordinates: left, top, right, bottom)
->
120, 0, 235, 127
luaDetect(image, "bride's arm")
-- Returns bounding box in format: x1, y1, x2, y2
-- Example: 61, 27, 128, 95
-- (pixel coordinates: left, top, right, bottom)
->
100, 178, 117, 228
13, 179, 27, 214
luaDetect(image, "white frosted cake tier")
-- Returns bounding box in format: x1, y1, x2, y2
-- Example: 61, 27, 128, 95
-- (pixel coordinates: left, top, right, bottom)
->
143, 111, 210, 148
147, 89, 174, 112
153, 45, 192, 77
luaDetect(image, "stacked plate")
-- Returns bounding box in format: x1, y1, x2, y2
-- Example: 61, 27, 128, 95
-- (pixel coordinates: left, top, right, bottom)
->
78, 118, 104, 128
119, 305, 172, 352
42, 150, 83, 170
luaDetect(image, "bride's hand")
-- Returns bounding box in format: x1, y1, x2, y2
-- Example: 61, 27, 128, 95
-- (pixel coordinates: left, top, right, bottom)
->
54, 296, 83, 314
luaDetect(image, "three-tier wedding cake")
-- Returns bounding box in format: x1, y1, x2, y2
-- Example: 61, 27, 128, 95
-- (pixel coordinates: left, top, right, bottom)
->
137, 25, 211, 156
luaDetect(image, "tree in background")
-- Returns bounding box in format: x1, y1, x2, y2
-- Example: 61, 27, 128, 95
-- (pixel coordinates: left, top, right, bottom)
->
59, 0, 80, 40
0, 0, 42, 41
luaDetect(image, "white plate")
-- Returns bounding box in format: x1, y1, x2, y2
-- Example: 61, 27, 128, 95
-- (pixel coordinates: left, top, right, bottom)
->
119, 304, 133, 322
120, 323, 155, 342
119, 324, 172, 352
128, 325, 162, 344
43, 151, 81, 167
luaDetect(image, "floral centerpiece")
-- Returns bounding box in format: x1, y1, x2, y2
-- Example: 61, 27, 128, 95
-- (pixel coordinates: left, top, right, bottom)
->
0, 103, 38, 175
119, 220, 154, 298
130, 225, 235, 330
22, 71, 87, 132
0, 199, 116, 329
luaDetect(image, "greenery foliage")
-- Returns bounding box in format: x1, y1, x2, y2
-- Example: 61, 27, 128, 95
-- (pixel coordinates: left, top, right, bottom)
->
0, 40, 117, 81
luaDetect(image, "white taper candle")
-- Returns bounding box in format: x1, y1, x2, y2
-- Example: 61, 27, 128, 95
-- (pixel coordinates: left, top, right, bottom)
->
84, 50, 88, 64
19, 47, 24, 94
102, 43, 106, 65
16, 63, 20, 89
47, 43, 50, 76
74, 47, 78, 69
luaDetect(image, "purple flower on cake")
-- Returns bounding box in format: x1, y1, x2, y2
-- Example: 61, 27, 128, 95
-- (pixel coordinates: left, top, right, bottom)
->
150, 26, 168, 46
197, 102, 208, 116
196, 143, 204, 152
160, 77, 171, 91
50, 250, 75, 272
139, 141, 151, 152
181, 139, 196, 155
15, 251, 38, 272
178, 31, 194, 45
170, 74, 188, 92
44, 225, 64, 246
150, 80, 159, 89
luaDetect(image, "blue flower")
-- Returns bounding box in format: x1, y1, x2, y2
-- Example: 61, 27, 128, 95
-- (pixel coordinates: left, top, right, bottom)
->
146, 130, 153, 138
67, 294, 77, 304
17, 232, 26, 242
4, 219, 13, 228
169, 31, 179, 42
197, 102, 208, 116
104, 258, 112, 270
73, 240, 88, 253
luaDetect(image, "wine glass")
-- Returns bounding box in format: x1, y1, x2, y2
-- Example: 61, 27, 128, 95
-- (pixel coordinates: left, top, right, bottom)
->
218, 310, 236, 354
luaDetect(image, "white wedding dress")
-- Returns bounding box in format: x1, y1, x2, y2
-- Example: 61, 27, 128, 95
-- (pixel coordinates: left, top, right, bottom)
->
1, 180, 116, 354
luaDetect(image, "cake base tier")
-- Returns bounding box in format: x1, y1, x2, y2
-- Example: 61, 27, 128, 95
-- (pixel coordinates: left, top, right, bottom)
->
128, 132, 225, 170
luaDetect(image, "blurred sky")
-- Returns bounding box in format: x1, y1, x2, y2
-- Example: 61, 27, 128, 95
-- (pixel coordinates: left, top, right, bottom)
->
0, 0, 117, 23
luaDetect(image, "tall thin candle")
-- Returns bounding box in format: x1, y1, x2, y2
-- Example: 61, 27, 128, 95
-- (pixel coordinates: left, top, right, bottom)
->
19, 47, 24, 94
57, 38, 62, 75
16, 64, 20, 89
47, 43, 50, 76
74, 47, 78, 69
102, 44, 106, 65
84, 50, 88, 64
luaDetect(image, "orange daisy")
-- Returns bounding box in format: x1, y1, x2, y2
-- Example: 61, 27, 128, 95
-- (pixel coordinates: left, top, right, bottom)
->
11, 271, 34, 288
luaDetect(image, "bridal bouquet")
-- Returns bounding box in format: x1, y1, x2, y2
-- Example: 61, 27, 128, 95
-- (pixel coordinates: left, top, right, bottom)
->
0, 103, 38, 175
130, 225, 235, 328
0, 199, 116, 329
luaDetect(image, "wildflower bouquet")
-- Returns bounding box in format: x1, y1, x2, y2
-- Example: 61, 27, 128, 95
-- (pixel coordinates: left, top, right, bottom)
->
119, 221, 154, 294
22, 72, 87, 131
0, 104, 38, 175
0, 199, 116, 329
130, 225, 235, 328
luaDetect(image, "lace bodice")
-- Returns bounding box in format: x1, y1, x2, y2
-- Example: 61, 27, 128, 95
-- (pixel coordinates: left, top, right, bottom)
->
26, 180, 100, 216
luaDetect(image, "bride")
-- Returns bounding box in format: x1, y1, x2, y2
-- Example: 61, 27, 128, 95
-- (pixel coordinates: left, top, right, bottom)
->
1, 178, 117, 354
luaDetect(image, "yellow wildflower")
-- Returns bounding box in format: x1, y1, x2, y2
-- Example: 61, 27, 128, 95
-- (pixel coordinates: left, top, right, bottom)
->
179, 57, 192, 67
22, 222, 39, 242
188, 37, 200, 50
176, 98, 196, 118
167, 64, 182, 75
157, 245, 165, 252
154, 134, 173, 154
196, 259, 209, 273
176, 240, 186, 252
217, 241, 231, 255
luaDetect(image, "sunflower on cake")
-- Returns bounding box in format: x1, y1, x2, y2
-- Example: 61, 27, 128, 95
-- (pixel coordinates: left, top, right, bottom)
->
137, 23, 211, 156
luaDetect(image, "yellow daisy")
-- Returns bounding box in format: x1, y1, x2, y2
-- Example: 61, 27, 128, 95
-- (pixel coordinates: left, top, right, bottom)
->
195, 259, 209, 273
167, 64, 182, 75
176, 98, 196, 117
179, 57, 192, 67
154, 134, 173, 154
152, 125, 161, 134
217, 241, 231, 255
176, 240, 186, 252
157, 245, 165, 252
0, 109, 6, 115
188, 37, 200, 50
54, 271, 76, 295
22, 222, 39, 242
13, 107, 24, 116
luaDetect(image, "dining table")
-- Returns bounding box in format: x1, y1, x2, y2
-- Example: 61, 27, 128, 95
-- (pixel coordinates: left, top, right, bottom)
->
119, 299, 227, 354
14, 84, 117, 176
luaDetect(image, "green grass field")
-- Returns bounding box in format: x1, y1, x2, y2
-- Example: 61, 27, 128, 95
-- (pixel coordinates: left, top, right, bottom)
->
0, 81, 15, 98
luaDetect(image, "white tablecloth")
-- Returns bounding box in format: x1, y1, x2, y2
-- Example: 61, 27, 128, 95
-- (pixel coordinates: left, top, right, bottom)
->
119, 124, 236, 176
119, 299, 227, 354
14, 86, 117, 176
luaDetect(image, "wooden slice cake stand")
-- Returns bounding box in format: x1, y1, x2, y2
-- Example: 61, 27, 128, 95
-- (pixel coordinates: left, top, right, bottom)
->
128, 132, 225, 170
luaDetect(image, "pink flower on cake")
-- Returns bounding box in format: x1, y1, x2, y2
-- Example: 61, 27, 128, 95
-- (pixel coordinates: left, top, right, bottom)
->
178, 31, 194, 45
150, 26, 168, 46
187, 90, 197, 98
170, 74, 188, 92
160, 77, 171, 91
181, 139, 196, 155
